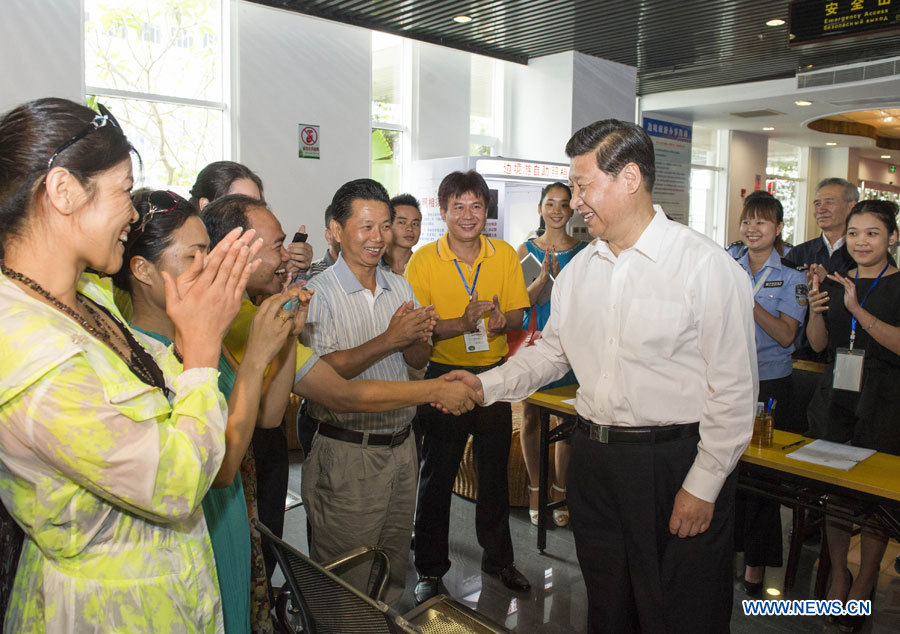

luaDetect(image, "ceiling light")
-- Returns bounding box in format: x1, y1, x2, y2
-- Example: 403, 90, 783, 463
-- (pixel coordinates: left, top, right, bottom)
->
882, 155, 892, 159
766, 588, 782, 597
762, 126, 775, 131
766, 19, 786, 27
453, 15, 473, 23
826, 142, 837, 146
794, 100, 813, 106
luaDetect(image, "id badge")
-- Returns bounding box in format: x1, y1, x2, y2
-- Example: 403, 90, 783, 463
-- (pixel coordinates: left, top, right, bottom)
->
833, 348, 864, 392
463, 319, 490, 353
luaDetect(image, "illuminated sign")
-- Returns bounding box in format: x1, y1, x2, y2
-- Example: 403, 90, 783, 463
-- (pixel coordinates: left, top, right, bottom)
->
790, 0, 900, 46
475, 159, 569, 181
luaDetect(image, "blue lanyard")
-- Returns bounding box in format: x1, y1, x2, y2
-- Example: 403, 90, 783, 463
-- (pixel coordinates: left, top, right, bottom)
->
454, 260, 481, 298
849, 263, 888, 348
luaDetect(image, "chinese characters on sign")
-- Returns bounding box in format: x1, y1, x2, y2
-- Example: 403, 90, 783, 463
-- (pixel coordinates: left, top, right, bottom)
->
474, 158, 570, 181
642, 116, 692, 226
298, 124, 320, 159
791, 0, 898, 45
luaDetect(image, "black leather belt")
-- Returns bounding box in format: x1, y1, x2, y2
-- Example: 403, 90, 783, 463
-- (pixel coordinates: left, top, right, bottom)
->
316, 421, 411, 448
576, 416, 699, 444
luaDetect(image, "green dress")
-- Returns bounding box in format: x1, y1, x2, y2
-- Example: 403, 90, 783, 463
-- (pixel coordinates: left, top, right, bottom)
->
133, 327, 251, 634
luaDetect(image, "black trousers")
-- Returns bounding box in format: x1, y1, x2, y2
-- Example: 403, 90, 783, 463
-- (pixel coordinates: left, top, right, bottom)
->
414, 363, 514, 577
252, 421, 289, 583
568, 425, 737, 634
734, 375, 793, 569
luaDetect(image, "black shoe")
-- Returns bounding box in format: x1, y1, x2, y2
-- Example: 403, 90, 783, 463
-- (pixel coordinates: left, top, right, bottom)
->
838, 614, 866, 633
742, 579, 763, 595
484, 564, 531, 592
414, 576, 441, 605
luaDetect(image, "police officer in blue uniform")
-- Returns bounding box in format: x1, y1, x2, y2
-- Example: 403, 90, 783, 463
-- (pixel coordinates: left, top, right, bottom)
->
732, 192, 808, 595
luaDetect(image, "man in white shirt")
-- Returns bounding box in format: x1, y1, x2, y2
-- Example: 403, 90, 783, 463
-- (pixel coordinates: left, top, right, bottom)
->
445, 120, 758, 632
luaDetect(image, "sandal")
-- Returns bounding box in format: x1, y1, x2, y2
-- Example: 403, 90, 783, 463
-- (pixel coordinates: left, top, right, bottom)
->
551, 485, 569, 527
528, 486, 539, 526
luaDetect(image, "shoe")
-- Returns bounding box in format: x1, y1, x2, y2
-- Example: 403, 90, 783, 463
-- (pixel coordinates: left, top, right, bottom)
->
528, 486, 539, 526
837, 614, 866, 633
741, 579, 763, 595
550, 485, 569, 527
484, 563, 531, 592
414, 576, 441, 605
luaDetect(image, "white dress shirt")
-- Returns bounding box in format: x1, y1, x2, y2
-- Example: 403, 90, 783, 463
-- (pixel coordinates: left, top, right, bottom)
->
480, 209, 758, 503
822, 233, 845, 257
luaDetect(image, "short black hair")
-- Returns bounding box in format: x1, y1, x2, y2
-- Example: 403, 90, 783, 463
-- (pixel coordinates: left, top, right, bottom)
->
324, 203, 334, 225
114, 191, 199, 292
330, 178, 393, 226
565, 119, 656, 192
391, 193, 420, 212
189, 161, 264, 206
201, 194, 264, 248
437, 171, 490, 211
847, 199, 899, 236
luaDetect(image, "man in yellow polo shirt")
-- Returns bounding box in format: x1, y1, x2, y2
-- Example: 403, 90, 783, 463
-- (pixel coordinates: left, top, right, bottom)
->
405, 170, 532, 605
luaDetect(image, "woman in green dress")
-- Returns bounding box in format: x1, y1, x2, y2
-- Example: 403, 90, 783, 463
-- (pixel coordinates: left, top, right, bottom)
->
115, 190, 306, 632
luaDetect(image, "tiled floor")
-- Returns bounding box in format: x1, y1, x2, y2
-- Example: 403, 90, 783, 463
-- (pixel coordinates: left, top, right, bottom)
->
279, 449, 900, 633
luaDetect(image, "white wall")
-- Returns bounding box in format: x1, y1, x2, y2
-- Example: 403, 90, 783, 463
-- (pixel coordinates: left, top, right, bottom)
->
413, 44, 470, 160
0, 0, 82, 113
726, 130, 769, 243
506, 52, 574, 163
571, 52, 636, 130
237, 2, 371, 257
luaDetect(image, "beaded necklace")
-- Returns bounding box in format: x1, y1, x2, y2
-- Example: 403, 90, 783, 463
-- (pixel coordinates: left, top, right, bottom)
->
1, 263, 168, 394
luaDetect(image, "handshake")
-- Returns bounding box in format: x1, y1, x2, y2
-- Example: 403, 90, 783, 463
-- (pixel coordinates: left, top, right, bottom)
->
429, 370, 486, 415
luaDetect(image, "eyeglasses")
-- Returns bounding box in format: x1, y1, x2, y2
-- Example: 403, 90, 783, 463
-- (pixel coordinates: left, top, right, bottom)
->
46, 103, 121, 172
135, 190, 182, 234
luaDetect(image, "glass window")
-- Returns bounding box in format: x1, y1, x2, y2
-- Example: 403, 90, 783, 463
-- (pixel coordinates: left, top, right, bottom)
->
370, 33, 409, 194
84, 0, 225, 191
689, 127, 726, 241
766, 141, 804, 246
470, 54, 503, 156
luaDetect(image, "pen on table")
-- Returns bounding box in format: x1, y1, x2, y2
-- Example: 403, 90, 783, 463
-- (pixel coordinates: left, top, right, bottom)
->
781, 439, 807, 451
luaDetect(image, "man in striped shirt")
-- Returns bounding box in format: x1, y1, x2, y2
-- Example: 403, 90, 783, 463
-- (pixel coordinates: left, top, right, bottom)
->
300, 179, 436, 604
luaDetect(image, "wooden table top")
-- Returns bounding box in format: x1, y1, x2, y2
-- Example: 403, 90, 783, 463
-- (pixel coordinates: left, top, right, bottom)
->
525, 383, 900, 503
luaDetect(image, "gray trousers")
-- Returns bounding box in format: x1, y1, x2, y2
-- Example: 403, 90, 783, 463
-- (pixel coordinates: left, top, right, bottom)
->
301, 431, 417, 605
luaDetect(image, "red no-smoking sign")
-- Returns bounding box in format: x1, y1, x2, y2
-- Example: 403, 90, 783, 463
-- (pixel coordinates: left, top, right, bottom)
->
298, 124, 320, 159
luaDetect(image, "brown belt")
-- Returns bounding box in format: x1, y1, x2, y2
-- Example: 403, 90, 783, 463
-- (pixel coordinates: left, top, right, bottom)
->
316, 421, 411, 448
576, 416, 699, 444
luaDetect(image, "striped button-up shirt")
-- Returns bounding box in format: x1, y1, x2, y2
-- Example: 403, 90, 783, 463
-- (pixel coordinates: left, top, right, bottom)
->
301, 254, 418, 432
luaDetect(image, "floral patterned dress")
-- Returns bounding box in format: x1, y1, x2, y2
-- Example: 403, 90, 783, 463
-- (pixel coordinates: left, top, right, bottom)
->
0, 273, 227, 633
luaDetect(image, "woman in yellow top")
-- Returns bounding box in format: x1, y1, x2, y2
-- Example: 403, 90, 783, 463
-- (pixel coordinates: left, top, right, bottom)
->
0, 98, 263, 632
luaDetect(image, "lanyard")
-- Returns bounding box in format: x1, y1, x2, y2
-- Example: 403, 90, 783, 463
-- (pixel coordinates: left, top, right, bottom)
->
849, 262, 888, 349
751, 268, 773, 297
454, 260, 481, 298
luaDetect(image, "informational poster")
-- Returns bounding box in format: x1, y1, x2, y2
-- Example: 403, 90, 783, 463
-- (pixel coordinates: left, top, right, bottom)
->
789, 0, 900, 46
298, 124, 320, 159
643, 116, 692, 225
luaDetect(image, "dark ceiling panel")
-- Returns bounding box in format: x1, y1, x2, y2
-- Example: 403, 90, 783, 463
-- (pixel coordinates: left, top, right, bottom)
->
249, 0, 900, 94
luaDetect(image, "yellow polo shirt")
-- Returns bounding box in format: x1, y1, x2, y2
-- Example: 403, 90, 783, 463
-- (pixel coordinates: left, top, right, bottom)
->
406, 233, 529, 367
223, 298, 318, 381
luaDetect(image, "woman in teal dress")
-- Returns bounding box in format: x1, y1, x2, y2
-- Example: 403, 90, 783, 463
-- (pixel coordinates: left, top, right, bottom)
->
115, 191, 307, 632
516, 182, 587, 527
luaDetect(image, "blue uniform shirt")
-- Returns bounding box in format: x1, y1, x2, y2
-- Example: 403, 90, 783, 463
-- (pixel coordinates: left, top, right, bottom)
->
737, 249, 808, 380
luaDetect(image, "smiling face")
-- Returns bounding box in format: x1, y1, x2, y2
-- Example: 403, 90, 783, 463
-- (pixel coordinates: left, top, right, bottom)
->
740, 215, 782, 254
846, 212, 898, 269
440, 191, 486, 244
568, 153, 629, 241
539, 185, 573, 230
813, 184, 854, 234
143, 216, 210, 310
72, 158, 138, 274
335, 199, 393, 271
245, 205, 289, 296
391, 204, 422, 249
